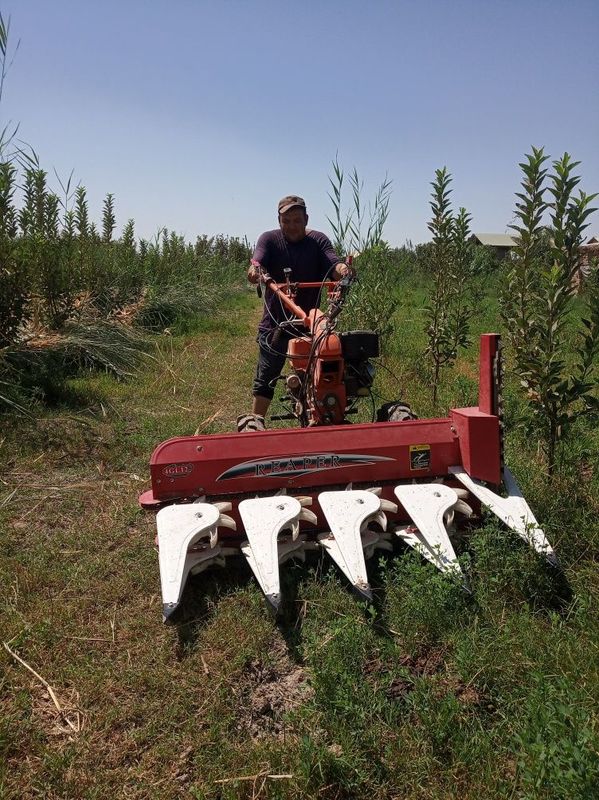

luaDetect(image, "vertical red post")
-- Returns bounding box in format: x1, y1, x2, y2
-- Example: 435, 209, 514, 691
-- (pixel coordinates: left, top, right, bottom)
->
478, 333, 500, 415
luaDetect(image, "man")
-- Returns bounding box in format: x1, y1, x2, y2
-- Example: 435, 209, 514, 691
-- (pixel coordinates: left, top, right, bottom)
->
238, 195, 351, 432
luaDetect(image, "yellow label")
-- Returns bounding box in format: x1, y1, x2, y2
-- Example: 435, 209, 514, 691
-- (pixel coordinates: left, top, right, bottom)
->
409, 444, 431, 470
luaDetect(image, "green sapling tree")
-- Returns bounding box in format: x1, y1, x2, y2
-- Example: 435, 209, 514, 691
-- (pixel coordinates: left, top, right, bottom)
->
502, 148, 599, 474
425, 168, 475, 403
102, 193, 116, 243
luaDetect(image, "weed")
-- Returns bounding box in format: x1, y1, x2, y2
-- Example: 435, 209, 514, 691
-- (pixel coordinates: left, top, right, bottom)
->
513, 673, 599, 800
383, 552, 472, 653
327, 156, 391, 255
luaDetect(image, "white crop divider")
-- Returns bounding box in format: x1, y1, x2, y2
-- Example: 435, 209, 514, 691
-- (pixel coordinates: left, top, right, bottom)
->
157, 502, 236, 621
238, 496, 316, 610
449, 466, 556, 564
318, 489, 397, 600
393, 484, 464, 578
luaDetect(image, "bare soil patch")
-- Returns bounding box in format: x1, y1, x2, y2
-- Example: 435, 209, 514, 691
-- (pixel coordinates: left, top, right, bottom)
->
232, 637, 314, 740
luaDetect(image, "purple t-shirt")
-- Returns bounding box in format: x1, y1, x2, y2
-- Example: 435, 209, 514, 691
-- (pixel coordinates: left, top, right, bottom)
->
252, 229, 341, 332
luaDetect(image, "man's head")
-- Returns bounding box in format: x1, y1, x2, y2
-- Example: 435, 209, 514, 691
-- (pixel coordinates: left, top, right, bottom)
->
278, 195, 308, 243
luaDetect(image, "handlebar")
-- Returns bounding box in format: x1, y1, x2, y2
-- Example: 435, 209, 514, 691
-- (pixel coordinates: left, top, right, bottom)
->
262, 280, 340, 290
256, 268, 354, 332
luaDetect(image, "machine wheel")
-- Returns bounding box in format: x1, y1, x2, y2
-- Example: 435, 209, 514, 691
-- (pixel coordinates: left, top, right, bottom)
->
376, 401, 418, 422
237, 414, 266, 432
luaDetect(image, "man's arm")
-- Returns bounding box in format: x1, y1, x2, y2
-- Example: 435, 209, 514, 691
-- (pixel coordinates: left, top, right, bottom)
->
313, 231, 354, 279
248, 232, 270, 284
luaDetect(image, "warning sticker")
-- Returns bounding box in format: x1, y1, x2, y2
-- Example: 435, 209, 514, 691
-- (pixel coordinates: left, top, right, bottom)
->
409, 444, 431, 471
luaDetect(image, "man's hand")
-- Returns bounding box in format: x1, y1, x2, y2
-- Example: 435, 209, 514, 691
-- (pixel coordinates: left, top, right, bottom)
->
247, 264, 262, 284
334, 262, 355, 279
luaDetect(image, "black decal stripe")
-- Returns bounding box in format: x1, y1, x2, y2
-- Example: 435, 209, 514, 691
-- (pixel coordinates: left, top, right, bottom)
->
217, 453, 395, 482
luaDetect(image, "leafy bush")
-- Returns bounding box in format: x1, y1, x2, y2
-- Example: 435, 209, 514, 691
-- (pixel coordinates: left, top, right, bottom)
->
502, 148, 599, 474
383, 553, 472, 653
341, 243, 399, 343
513, 673, 599, 800
0, 163, 30, 345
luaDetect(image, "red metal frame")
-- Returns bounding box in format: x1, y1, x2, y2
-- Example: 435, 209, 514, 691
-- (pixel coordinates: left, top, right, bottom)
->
140, 266, 502, 530
140, 335, 502, 522
478, 333, 500, 415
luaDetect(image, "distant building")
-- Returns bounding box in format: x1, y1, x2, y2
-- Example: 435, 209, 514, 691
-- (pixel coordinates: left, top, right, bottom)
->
576, 235, 599, 288
470, 233, 517, 261
579, 236, 599, 272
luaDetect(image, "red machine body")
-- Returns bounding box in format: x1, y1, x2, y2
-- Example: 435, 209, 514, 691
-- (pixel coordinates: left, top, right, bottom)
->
140, 269, 503, 536
140, 333, 503, 527
141, 267, 554, 621
142, 407, 500, 498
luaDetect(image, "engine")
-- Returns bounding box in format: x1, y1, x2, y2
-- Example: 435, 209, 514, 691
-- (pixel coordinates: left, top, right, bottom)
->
339, 330, 379, 398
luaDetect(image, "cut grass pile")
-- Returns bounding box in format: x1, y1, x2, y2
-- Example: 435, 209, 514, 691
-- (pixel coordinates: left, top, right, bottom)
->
1, 286, 598, 799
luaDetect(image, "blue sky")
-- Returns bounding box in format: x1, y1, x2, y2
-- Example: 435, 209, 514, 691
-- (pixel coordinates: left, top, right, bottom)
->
3, 0, 598, 246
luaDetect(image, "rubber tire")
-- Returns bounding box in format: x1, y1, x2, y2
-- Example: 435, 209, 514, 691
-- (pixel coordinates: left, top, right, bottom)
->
376, 401, 418, 422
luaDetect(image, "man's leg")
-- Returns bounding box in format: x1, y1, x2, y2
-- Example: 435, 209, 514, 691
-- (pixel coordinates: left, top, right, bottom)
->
252, 395, 271, 416
238, 332, 287, 432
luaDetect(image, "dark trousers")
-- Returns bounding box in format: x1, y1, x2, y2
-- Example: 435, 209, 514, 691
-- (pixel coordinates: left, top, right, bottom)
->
252, 329, 292, 400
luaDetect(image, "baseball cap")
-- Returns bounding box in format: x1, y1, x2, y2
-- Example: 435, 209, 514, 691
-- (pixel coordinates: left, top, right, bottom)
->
278, 195, 307, 215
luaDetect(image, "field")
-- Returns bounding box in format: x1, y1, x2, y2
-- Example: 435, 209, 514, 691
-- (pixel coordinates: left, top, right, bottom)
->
1, 273, 599, 800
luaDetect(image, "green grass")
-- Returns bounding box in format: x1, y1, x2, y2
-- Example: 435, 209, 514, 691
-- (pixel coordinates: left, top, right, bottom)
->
1, 278, 598, 799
